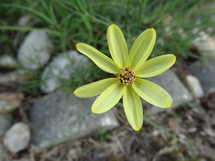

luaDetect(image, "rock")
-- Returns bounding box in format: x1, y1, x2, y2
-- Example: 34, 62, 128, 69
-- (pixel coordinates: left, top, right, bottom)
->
186, 75, 204, 98
3, 122, 30, 153
18, 15, 31, 27
0, 92, 24, 114
29, 91, 119, 148
188, 61, 215, 94
0, 143, 9, 161
40, 50, 90, 93
18, 31, 52, 70
0, 114, 12, 137
193, 31, 215, 58
0, 70, 32, 85
142, 70, 192, 115
0, 55, 17, 69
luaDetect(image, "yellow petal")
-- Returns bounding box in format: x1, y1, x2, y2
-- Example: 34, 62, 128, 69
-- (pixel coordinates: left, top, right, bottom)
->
76, 43, 120, 74
74, 78, 117, 98
92, 82, 125, 113
129, 28, 156, 70
107, 24, 128, 68
135, 54, 176, 78
123, 86, 143, 131
132, 78, 172, 108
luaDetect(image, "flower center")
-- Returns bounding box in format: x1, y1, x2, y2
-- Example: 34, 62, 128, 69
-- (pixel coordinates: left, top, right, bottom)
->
118, 66, 136, 85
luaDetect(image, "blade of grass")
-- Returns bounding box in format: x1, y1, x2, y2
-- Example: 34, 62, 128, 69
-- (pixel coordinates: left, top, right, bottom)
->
0, 25, 60, 36
0, 4, 54, 25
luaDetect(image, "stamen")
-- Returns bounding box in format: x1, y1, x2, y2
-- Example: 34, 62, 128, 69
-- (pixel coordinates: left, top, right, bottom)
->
118, 67, 136, 85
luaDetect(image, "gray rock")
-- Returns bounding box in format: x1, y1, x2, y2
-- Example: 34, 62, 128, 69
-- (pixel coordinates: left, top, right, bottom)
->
186, 75, 204, 98
193, 31, 215, 58
3, 122, 30, 153
18, 31, 52, 70
0, 114, 12, 137
0, 143, 9, 161
29, 91, 119, 148
0, 55, 17, 69
18, 15, 31, 27
142, 70, 192, 115
0, 92, 24, 114
188, 61, 215, 94
40, 50, 89, 93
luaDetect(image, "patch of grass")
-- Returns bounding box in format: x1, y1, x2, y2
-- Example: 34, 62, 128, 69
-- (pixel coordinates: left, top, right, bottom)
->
20, 70, 42, 96
0, 0, 214, 93
1, 0, 213, 55
99, 130, 111, 142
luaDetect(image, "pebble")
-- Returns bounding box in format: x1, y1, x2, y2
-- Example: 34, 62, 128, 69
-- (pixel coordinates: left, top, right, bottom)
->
0, 55, 17, 69
3, 122, 30, 153
18, 15, 31, 27
0, 70, 32, 85
0, 92, 24, 114
18, 31, 52, 70
186, 75, 204, 98
193, 31, 215, 57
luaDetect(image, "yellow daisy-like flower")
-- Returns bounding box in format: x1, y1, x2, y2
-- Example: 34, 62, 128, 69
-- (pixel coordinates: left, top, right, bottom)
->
74, 24, 176, 131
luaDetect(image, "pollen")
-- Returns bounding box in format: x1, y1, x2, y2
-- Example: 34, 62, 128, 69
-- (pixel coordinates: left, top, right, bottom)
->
118, 66, 136, 85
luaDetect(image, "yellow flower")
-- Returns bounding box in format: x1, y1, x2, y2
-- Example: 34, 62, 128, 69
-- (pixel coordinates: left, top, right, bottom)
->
74, 24, 176, 131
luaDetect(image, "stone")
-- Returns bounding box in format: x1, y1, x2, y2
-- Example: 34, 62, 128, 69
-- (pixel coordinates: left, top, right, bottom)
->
186, 75, 204, 98
3, 122, 30, 153
188, 61, 215, 94
18, 31, 52, 70
0, 92, 24, 114
142, 70, 192, 115
193, 31, 215, 58
0, 70, 32, 85
29, 91, 119, 148
18, 15, 31, 27
0, 55, 17, 69
40, 50, 90, 93
0, 114, 12, 137
0, 143, 9, 161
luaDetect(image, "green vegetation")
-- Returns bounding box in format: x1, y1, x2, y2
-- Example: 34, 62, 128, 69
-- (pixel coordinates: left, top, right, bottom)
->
0, 0, 214, 91
0, 2, 213, 159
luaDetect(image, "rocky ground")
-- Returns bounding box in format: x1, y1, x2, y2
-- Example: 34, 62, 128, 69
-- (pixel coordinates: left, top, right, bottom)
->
1, 16, 215, 161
